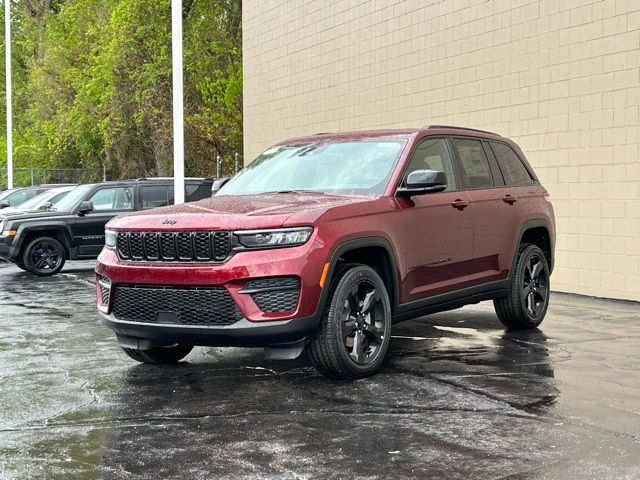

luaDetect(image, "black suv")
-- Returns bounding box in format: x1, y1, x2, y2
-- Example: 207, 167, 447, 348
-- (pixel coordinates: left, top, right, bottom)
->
0, 178, 213, 275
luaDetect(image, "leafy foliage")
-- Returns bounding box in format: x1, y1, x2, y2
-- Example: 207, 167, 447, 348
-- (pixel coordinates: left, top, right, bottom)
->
0, 0, 242, 180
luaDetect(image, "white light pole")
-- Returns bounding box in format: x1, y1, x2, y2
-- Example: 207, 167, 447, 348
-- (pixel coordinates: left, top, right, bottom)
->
171, 0, 185, 204
4, 0, 13, 189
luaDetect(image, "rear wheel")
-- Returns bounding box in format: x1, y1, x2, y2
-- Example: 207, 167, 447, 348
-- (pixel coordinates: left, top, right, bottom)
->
121, 344, 193, 364
23, 236, 67, 276
494, 244, 550, 330
308, 264, 392, 380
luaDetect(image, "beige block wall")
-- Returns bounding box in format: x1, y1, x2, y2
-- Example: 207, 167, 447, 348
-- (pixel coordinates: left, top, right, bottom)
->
243, 0, 640, 301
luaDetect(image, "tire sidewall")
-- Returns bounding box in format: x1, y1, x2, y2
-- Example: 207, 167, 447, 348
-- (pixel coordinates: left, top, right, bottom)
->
515, 245, 550, 326
327, 265, 392, 376
23, 236, 67, 276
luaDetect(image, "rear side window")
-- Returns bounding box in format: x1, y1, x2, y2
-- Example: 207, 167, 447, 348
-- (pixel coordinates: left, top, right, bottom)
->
185, 183, 211, 202
491, 142, 533, 186
451, 139, 494, 189
140, 185, 170, 209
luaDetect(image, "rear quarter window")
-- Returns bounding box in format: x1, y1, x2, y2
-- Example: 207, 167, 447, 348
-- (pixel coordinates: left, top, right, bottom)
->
491, 142, 533, 186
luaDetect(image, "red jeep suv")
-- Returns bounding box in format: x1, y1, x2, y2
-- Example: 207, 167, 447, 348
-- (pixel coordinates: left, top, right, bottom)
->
96, 126, 555, 379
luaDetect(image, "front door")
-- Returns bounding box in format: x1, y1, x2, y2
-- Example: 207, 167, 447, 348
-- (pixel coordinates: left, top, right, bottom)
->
400, 137, 474, 304
72, 186, 134, 257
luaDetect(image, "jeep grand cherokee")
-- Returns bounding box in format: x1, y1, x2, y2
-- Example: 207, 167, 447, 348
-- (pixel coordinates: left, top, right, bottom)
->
96, 126, 555, 379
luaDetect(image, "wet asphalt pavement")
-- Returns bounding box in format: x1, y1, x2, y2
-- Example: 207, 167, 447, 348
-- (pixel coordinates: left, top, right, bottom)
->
0, 262, 639, 479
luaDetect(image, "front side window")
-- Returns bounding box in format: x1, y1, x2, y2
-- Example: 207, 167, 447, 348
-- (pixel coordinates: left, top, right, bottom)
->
88, 187, 133, 211
451, 139, 494, 189
219, 140, 407, 196
491, 142, 532, 186
403, 138, 456, 191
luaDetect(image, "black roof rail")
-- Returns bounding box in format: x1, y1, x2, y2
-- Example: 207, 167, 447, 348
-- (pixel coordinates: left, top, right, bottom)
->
423, 125, 499, 136
134, 177, 208, 181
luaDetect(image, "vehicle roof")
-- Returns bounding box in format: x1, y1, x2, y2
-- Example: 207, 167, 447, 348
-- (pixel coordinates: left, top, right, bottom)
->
276, 126, 506, 145
78, 178, 214, 188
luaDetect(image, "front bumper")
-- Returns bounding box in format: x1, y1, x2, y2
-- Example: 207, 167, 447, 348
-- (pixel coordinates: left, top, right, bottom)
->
95, 236, 329, 346
0, 236, 17, 261
99, 310, 320, 348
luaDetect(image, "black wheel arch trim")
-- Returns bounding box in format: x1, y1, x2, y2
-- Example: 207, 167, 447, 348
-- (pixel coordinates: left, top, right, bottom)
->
317, 236, 402, 316
14, 223, 75, 260
510, 219, 555, 276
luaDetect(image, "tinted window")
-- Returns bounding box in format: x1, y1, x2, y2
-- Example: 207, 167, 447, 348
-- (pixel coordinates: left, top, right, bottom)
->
404, 138, 456, 191
141, 185, 170, 209
451, 139, 494, 189
186, 183, 211, 201
88, 187, 133, 211
491, 142, 532, 186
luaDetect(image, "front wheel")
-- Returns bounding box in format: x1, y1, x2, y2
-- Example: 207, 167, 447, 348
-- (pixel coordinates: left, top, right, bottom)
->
22, 236, 67, 276
121, 344, 193, 364
494, 244, 550, 330
308, 264, 392, 380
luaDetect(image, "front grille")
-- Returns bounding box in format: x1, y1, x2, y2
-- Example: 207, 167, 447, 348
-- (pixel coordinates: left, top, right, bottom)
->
244, 277, 300, 313
112, 285, 243, 326
100, 284, 109, 305
116, 231, 231, 262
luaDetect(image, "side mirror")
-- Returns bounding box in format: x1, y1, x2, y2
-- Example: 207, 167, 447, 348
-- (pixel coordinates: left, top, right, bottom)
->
211, 177, 230, 196
0, 200, 9, 209
77, 201, 94, 215
39, 202, 53, 211
397, 170, 447, 197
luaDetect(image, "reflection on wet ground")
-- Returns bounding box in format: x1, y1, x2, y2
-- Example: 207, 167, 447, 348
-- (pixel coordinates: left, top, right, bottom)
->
0, 261, 639, 479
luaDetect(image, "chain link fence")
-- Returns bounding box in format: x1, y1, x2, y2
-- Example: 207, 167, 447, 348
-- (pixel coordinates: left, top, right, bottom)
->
185, 153, 243, 179
0, 168, 102, 190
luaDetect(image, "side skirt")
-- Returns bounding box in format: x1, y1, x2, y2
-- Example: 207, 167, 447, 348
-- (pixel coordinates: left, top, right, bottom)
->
392, 280, 511, 323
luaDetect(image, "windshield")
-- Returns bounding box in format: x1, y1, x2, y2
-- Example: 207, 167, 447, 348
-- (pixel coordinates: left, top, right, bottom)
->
51, 185, 94, 211
15, 189, 64, 210
219, 140, 407, 196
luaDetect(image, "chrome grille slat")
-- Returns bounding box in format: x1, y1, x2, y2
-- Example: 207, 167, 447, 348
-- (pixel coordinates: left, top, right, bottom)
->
116, 231, 231, 263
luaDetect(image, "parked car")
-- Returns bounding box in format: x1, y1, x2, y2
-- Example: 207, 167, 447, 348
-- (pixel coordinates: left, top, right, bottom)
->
0, 184, 74, 209
0, 185, 76, 215
0, 178, 213, 275
95, 126, 555, 379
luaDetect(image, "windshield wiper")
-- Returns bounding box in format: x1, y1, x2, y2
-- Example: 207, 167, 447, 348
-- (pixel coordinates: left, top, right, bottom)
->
259, 189, 324, 195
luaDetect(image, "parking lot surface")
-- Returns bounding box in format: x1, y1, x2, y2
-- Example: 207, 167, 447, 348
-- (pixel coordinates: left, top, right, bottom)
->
0, 261, 638, 479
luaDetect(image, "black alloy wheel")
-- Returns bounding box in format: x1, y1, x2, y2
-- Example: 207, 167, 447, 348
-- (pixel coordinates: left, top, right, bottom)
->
308, 264, 392, 379
494, 244, 551, 330
341, 280, 386, 365
23, 237, 67, 276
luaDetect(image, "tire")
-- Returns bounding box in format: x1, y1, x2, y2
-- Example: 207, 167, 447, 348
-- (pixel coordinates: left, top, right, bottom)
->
308, 264, 392, 380
22, 236, 67, 276
494, 244, 551, 330
121, 344, 193, 364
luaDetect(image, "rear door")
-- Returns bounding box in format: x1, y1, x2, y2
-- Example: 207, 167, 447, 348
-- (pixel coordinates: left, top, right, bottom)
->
399, 136, 474, 303
72, 186, 135, 256
450, 137, 512, 285
488, 141, 540, 271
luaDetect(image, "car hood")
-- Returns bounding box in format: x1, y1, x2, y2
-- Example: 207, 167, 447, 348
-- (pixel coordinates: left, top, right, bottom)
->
0, 209, 71, 222
108, 193, 376, 230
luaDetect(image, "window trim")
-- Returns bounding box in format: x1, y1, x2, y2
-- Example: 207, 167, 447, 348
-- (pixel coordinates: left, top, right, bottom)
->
394, 136, 461, 194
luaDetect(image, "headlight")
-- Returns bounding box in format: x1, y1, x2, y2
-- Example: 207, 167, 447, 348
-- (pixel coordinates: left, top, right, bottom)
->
105, 229, 117, 248
234, 227, 313, 249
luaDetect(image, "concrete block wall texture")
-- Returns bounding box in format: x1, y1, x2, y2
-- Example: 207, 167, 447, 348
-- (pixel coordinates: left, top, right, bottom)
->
243, 0, 640, 301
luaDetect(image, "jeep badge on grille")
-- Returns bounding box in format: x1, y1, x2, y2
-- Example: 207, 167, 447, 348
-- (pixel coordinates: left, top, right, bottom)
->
162, 219, 177, 225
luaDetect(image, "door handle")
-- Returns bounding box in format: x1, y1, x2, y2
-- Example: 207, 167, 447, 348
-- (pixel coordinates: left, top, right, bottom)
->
451, 199, 469, 210
502, 194, 518, 204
